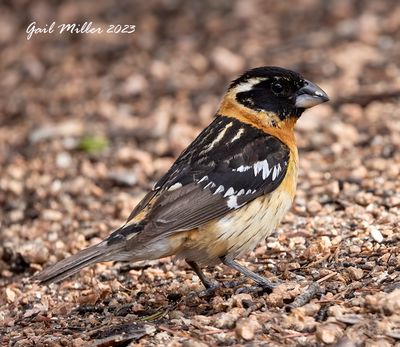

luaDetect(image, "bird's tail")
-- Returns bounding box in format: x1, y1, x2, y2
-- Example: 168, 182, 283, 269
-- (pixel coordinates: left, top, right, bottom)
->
32, 241, 115, 284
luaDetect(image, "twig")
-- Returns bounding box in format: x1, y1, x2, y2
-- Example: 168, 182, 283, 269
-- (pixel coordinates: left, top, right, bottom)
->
282, 332, 313, 339
138, 308, 169, 322
315, 299, 343, 304
317, 272, 337, 283
190, 321, 225, 336
158, 325, 182, 336
304, 253, 331, 269
199, 329, 225, 336
285, 282, 321, 312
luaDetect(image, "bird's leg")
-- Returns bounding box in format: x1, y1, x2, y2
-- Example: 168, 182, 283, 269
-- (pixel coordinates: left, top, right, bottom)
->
186, 260, 219, 294
220, 257, 275, 294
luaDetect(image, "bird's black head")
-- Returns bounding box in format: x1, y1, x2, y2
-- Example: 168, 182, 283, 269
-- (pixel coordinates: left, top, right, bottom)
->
229, 66, 329, 122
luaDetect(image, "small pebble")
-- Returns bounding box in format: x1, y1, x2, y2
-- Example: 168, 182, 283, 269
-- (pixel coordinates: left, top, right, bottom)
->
316, 323, 343, 344
56, 152, 72, 169
349, 245, 361, 254
182, 340, 208, 347
382, 289, 400, 315
307, 200, 322, 214
213, 308, 244, 329
231, 293, 253, 308
42, 209, 64, 222
17, 241, 49, 264
108, 170, 138, 187
235, 316, 261, 341
347, 267, 364, 281
369, 227, 384, 243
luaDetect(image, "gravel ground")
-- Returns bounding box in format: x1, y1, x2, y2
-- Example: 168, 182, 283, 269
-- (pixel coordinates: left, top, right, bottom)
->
1, 1, 400, 346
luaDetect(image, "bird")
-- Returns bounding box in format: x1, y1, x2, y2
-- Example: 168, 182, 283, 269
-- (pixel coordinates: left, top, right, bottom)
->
33, 66, 329, 293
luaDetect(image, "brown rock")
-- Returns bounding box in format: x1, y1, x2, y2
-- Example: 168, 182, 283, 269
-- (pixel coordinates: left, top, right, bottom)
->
307, 200, 322, 214
231, 293, 253, 308
5, 288, 17, 303
316, 323, 344, 344
365, 338, 392, 347
212, 308, 245, 329
42, 209, 64, 222
182, 340, 208, 347
17, 241, 49, 264
382, 289, 400, 315
265, 283, 302, 307
346, 267, 364, 281
235, 316, 261, 341
349, 245, 361, 254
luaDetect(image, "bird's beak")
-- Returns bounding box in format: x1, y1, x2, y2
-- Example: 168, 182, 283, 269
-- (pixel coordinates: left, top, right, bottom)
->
295, 80, 329, 108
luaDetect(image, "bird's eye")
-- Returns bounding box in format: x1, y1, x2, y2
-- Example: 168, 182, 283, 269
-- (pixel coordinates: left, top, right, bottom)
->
271, 82, 284, 95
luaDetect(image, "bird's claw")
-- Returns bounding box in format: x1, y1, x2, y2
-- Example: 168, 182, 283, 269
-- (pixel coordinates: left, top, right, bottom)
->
187, 281, 220, 299
234, 283, 275, 295
199, 282, 220, 297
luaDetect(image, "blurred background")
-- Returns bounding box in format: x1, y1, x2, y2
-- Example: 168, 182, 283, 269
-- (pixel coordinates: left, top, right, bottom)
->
0, 0, 400, 344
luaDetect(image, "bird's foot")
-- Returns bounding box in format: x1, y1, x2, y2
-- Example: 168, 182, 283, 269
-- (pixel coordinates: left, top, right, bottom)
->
187, 281, 220, 299
198, 281, 221, 297
234, 284, 273, 295
223, 278, 277, 295
219, 257, 278, 295
222, 279, 245, 288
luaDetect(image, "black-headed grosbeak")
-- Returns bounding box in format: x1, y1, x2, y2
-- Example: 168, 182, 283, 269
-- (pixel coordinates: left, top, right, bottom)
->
34, 66, 329, 292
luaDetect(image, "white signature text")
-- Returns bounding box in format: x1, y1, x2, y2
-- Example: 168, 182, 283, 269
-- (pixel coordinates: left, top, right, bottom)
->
26, 21, 136, 40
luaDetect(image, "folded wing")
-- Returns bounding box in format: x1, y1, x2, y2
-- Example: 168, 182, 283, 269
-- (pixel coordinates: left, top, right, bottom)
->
111, 116, 290, 246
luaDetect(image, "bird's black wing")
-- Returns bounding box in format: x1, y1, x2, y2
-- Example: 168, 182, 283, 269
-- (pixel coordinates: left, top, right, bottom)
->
113, 116, 290, 244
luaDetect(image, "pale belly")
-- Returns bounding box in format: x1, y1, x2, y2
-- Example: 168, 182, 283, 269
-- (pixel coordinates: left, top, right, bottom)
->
177, 187, 295, 265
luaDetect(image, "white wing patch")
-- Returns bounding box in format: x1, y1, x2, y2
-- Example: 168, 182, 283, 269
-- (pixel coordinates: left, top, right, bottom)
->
251, 160, 284, 181
262, 162, 273, 179
224, 187, 235, 197
253, 160, 273, 179
203, 181, 216, 190
214, 185, 225, 195
235, 165, 252, 172
227, 195, 238, 209
197, 157, 286, 205
168, 182, 182, 191
198, 176, 208, 183
272, 163, 282, 181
